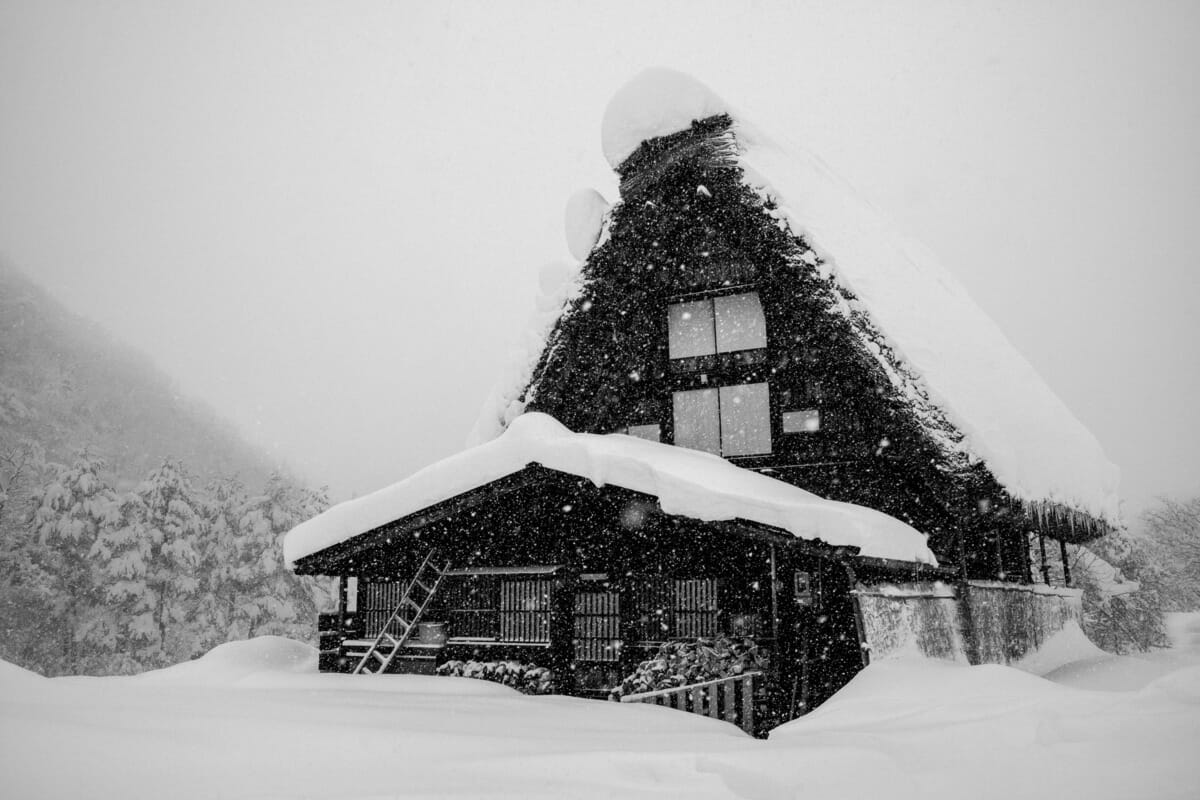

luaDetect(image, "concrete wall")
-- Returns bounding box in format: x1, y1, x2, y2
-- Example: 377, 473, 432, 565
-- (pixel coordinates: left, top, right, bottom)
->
854, 580, 1082, 665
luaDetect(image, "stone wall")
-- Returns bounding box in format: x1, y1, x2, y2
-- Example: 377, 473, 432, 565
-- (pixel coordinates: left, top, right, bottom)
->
854, 580, 1082, 665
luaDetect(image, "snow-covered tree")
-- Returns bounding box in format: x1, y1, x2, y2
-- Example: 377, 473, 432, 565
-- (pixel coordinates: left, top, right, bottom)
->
1073, 526, 1169, 653
1141, 496, 1200, 611
28, 450, 121, 674
94, 460, 206, 668
0, 438, 58, 673
222, 474, 326, 641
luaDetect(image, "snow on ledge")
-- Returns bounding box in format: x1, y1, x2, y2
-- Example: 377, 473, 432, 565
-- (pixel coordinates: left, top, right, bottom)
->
286, 413, 937, 569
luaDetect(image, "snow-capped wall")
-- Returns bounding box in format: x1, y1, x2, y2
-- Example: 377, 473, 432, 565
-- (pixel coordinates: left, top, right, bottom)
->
855, 582, 966, 663
856, 580, 1084, 665
288, 413, 936, 568
477, 67, 1119, 528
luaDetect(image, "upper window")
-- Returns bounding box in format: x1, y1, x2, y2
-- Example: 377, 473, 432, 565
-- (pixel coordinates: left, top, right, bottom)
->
668, 292, 767, 360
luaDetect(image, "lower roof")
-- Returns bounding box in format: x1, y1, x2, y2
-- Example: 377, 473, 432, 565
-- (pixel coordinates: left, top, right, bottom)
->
284, 412, 937, 570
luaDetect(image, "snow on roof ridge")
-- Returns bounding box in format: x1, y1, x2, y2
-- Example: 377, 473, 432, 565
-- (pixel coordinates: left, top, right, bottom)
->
473, 68, 1120, 527
287, 412, 937, 568
601, 68, 732, 169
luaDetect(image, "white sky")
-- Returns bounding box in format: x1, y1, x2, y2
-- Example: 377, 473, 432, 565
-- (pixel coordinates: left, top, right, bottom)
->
2, 1, 1198, 519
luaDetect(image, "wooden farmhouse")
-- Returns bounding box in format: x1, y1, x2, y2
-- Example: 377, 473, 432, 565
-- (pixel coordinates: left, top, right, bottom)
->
285, 69, 1120, 735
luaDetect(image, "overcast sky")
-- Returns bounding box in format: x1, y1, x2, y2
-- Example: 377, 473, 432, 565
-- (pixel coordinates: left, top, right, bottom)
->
2, 1, 1198, 519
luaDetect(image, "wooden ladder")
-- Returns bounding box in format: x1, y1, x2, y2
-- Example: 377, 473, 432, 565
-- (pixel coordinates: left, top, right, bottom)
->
351, 549, 448, 675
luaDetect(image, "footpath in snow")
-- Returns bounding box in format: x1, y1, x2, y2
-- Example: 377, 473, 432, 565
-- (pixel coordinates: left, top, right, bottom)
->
3, 620, 1199, 800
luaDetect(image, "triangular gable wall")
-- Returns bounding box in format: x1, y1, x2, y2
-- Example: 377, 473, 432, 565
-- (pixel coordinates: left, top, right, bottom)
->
509, 110, 1104, 579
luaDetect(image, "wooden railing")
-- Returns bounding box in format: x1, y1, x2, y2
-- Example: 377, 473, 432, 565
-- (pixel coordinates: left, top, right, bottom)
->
617, 672, 761, 735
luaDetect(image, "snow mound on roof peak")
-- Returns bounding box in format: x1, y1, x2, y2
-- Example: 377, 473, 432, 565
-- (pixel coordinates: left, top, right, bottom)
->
601, 68, 730, 168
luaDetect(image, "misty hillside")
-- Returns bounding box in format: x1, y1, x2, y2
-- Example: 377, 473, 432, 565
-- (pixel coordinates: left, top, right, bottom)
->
0, 263, 278, 490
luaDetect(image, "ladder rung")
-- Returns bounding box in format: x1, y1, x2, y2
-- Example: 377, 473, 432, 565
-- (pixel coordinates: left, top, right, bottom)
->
373, 651, 388, 663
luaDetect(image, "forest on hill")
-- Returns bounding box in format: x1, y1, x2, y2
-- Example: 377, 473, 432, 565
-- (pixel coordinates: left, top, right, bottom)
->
0, 264, 330, 675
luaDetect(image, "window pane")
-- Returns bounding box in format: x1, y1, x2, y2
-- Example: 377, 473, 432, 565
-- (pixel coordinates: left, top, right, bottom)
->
673, 388, 720, 454
719, 383, 772, 456
627, 423, 661, 442
782, 409, 821, 433
668, 300, 716, 359
714, 292, 767, 353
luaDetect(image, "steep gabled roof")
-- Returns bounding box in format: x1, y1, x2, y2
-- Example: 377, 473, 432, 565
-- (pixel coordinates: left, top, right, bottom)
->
472, 68, 1120, 532
285, 412, 936, 568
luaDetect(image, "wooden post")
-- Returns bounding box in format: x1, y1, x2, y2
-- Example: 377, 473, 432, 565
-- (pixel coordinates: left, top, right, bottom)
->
956, 530, 969, 581
1038, 532, 1050, 585
548, 566, 579, 695
617, 577, 640, 680
769, 543, 780, 642
993, 528, 1004, 580
336, 576, 348, 628
1059, 538, 1072, 587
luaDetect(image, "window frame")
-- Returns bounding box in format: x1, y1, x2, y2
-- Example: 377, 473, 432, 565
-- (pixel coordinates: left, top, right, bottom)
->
672, 380, 773, 457
667, 289, 768, 364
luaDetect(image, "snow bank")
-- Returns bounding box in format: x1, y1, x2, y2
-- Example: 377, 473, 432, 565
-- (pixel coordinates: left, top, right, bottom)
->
5, 641, 1200, 799
0, 659, 46, 688
135, 636, 317, 686
1012, 620, 1108, 676
289, 412, 936, 567
481, 67, 1119, 527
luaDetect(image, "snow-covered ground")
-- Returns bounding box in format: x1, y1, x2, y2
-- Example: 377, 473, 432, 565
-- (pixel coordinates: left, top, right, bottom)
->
3, 619, 1199, 800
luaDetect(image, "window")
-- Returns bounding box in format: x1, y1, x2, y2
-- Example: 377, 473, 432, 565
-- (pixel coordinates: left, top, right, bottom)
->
668, 292, 767, 359
782, 409, 821, 434
673, 382, 772, 456
612, 423, 661, 442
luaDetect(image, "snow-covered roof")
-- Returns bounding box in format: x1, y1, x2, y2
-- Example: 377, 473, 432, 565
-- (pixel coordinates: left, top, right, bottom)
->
286, 412, 936, 568
472, 68, 1120, 528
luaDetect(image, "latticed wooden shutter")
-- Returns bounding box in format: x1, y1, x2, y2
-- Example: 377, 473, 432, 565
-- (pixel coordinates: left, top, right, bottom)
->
674, 578, 719, 638
499, 578, 551, 642
361, 580, 412, 637
574, 590, 620, 662
632, 578, 674, 642
442, 575, 500, 639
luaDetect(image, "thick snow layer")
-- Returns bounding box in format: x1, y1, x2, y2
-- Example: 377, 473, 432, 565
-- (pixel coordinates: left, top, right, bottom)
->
5, 629, 1200, 800
564, 188, 610, 261
601, 67, 730, 168
735, 125, 1120, 525
494, 68, 1120, 526
288, 412, 936, 567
